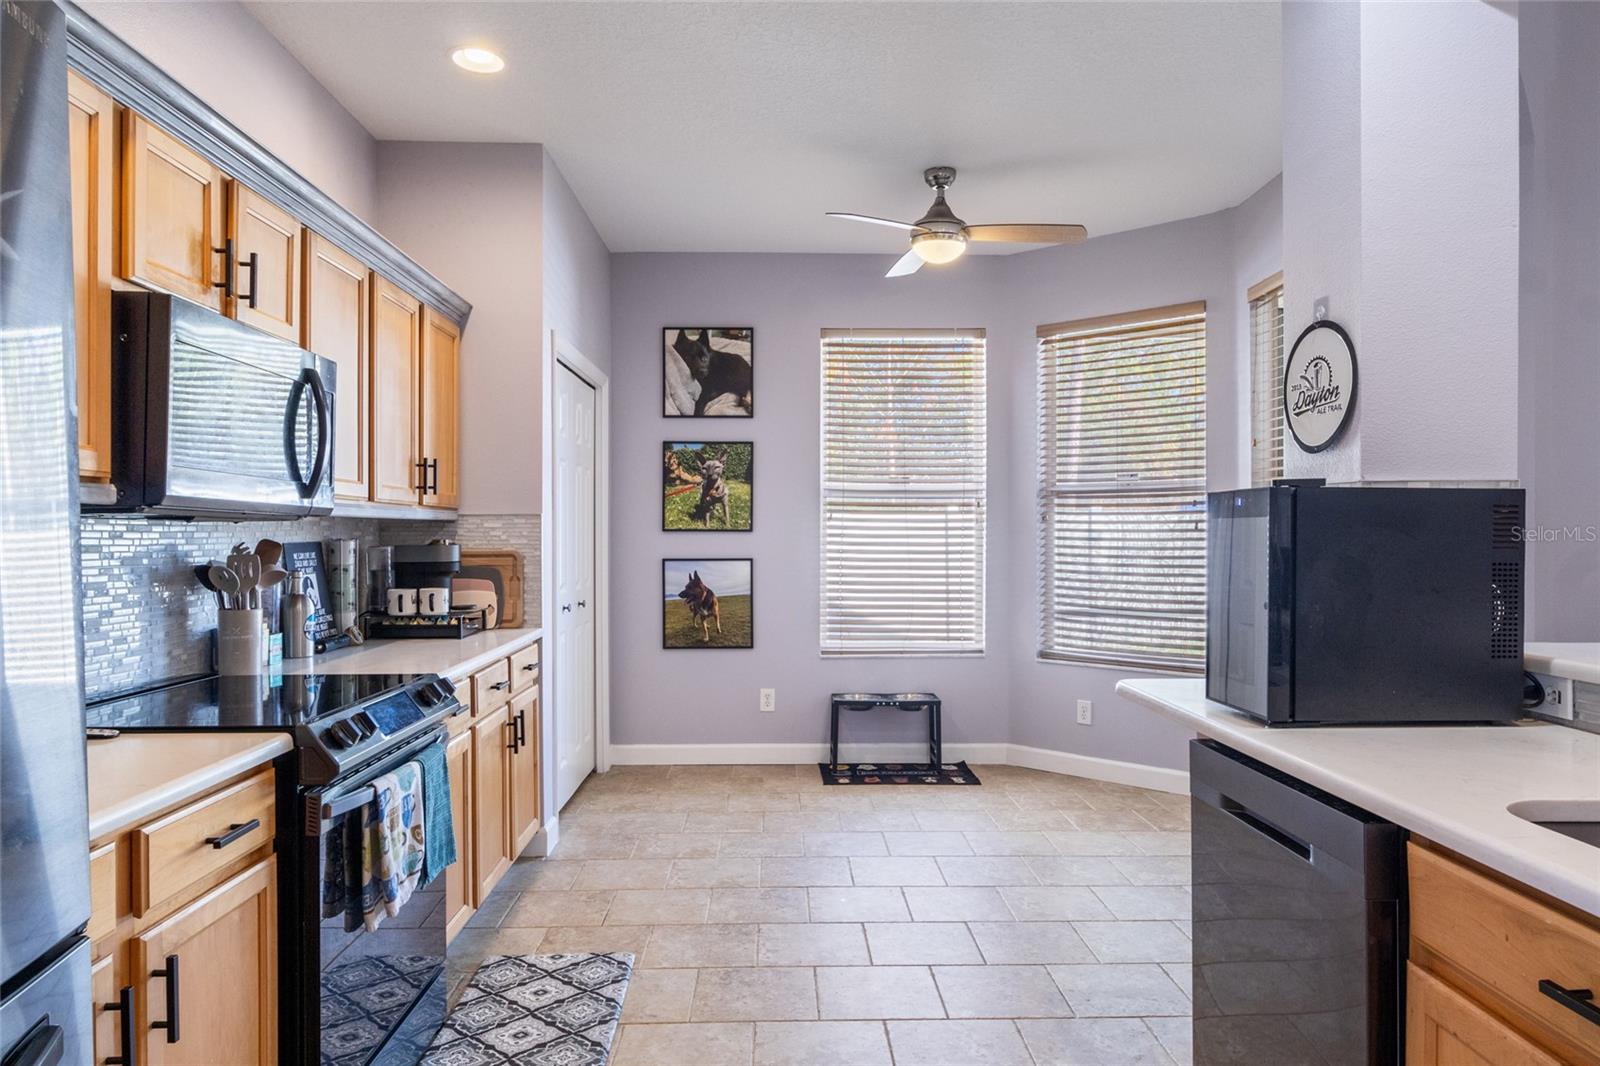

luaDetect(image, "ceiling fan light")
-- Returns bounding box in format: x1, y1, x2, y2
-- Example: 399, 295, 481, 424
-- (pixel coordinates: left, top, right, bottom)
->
911, 231, 967, 265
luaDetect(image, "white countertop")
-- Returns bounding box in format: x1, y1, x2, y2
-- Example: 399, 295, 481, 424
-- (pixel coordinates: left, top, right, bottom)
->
280, 627, 541, 681
1525, 641, 1600, 685
1117, 677, 1600, 917
88, 732, 293, 843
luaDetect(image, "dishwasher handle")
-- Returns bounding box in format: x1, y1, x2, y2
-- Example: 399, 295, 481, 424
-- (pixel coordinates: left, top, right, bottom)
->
1221, 795, 1313, 862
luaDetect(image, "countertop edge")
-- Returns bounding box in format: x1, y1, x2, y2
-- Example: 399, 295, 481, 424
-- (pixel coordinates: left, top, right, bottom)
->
278, 627, 543, 681
1116, 678, 1600, 919
1524, 642, 1600, 686
88, 733, 293, 843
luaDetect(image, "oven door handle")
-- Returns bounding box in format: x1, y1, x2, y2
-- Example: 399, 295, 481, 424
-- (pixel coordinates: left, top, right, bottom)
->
309, 726, 448, 828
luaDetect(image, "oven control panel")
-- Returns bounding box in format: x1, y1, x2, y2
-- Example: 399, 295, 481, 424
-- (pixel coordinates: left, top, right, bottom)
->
301, 675, 460, 782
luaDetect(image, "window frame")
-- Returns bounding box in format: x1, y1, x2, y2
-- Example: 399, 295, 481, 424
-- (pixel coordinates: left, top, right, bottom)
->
819, 327, 987, 659
1248, 272, 1286, 487
1035, 301, 1208, 673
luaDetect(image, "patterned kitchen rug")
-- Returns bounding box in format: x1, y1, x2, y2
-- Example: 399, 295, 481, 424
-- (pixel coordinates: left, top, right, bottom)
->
819, 760, 981, 785
422, 953, 632, 1066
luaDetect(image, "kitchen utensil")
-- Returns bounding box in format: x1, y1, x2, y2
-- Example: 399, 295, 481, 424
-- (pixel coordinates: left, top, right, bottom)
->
229, 552, 262, 610
386, 588, 418, 617
253, 538, 283, 567
259, 564, 288, 590
209, 564, 241, 609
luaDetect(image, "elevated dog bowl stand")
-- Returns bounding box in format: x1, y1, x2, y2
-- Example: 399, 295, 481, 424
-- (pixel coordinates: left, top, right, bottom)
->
829, 692, 942, 769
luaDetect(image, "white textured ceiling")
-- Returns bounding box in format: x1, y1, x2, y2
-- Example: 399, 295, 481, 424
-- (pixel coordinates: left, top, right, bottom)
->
246, 1, 1282, 254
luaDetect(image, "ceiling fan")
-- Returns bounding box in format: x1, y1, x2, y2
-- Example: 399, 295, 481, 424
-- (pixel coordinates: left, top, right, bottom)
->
828, 166, 1088, 278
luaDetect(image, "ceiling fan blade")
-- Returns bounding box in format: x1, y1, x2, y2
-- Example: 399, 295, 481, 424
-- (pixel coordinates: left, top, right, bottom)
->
885, 249, 924, 278
828, 212, 923, 232
965, 224, 1088, 244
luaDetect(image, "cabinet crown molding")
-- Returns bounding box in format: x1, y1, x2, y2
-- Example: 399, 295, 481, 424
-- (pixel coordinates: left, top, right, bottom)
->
63, 0, 472, 330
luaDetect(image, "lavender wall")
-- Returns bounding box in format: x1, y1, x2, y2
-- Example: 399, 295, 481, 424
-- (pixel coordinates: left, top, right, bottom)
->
81, 1, 379, 220
544, 155, 614, 376
608, 178, 1283, 768
1519, 3, 1600, 641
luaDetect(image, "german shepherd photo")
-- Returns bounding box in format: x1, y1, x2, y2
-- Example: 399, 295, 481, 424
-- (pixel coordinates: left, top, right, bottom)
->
663, 442, 753, 531
664, 328, 753, 417
663, 559, 753, 648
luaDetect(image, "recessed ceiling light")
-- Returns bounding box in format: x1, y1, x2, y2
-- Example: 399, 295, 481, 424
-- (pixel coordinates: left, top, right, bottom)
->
451, 47, 505, 74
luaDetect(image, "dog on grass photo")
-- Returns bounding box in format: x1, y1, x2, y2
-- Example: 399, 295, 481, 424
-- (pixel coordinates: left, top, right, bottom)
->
663, 442, 753, 531
663, 559, 753, 648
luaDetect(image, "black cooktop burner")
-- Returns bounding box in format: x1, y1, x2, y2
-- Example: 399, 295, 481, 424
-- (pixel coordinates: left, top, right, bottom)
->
85, 673, 426, 732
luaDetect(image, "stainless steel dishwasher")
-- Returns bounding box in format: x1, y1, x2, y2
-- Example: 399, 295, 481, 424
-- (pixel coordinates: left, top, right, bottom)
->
1190, 739, 1404, 1065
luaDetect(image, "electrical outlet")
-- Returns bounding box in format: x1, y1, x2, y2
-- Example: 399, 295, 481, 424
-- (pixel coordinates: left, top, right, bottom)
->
1531, 672, 1574, 720
760, 688, 776, 713
1076, 699, 1093, 725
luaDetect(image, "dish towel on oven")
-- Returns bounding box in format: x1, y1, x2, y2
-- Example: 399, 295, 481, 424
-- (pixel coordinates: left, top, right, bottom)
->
415, 738, 456, 887
360, 761, 426, 931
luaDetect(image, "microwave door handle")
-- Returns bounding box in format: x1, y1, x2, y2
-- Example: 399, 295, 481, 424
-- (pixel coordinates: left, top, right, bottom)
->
306, 366, 330, 496
285, 367, 330, 500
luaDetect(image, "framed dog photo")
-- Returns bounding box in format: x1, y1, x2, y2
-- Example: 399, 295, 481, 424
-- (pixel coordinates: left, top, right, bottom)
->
663, 441, 753, 531
663, 558, 754, 649
664, 327, 754, 417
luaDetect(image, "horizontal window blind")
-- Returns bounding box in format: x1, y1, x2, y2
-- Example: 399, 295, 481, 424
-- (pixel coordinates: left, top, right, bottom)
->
1037, 303, 1206, 671
1249, 277, 1286, 486
821, 329, 986, 656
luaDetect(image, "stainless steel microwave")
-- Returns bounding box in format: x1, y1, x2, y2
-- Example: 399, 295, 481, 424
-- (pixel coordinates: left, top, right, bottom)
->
101, 291, 335, 519
1205, 484, 1525, 725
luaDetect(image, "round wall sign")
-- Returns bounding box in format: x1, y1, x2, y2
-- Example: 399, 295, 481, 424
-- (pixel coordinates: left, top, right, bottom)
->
1283, 319, 1357, 453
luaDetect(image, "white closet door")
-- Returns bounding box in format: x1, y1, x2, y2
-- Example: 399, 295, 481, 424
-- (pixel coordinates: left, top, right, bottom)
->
555, 363, 598, 809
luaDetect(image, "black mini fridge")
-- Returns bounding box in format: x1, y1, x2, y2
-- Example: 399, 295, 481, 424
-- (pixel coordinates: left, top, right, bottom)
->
1190, 740, 1404, 1065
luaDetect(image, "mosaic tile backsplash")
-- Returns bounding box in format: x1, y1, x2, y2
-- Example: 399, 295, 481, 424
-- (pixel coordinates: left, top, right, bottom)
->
80, 512, 540, 700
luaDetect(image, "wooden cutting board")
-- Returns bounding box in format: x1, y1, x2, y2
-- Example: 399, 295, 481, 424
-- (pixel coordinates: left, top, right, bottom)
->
459, 550, 524, 628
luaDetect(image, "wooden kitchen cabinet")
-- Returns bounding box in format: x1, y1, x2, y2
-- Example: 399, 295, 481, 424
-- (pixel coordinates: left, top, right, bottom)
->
67, 71, 115, 483
121, 112, 227, 310
509, 686, 542, 855
443, 728, 475, 939
472, 702, 514, 905
304, 233, 372, 500
91, 951, 133, 1066
1407, 962, 1562, 1066
420, 308, 461, 508
371, 277, 423, 505
229, 183, 301, 342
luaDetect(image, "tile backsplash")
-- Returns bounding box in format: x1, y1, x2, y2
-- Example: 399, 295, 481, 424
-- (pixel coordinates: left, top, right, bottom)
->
80, 512, 540, 700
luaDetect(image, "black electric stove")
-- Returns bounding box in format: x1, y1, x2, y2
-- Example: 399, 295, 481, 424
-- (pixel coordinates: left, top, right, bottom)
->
87, 673, 463, 1065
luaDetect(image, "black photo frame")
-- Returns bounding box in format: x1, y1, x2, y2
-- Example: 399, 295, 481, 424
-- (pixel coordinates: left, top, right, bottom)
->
663, 327, 754, 418
663, 441, 755, 532
662, 558, 754, 649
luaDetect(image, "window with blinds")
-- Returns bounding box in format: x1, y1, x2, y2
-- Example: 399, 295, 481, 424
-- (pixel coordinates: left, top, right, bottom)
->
1036, 303, 1206, 671
820, 329, 986, 656
1248, 274, 1286, 486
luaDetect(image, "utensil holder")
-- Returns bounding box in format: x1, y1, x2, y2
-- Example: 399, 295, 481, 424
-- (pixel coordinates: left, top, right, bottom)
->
217, 608, 264, 675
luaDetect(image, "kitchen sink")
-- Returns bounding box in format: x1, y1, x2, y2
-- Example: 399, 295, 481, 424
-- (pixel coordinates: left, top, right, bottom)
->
1507, 800, 1600, 847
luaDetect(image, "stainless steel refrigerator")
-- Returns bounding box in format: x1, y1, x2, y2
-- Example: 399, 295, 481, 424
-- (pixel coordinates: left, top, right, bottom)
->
0, 1, 95, 1062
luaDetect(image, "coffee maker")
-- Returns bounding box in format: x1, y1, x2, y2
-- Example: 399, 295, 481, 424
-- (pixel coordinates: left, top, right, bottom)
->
365, 540, 486, 639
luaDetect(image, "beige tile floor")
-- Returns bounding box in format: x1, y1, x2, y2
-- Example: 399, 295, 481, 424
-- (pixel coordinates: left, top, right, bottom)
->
448, 763, 1193, 1066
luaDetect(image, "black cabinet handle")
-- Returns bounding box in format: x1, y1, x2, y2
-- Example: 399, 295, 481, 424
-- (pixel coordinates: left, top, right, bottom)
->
1540, 979, 1600, 1027
211, 238, 236, 297
239, 251, 259, 309
505, 718, 518, 752
522, 662, 537, 672
2, 1022, 64, 1066
415, 458, 429, 493
103, 985, 137, 1066
427, 458, 439, 496
515, 708, 527, 749
151, 954, 180, 1044
490, 680, 509, 692
204, 819, 259, 849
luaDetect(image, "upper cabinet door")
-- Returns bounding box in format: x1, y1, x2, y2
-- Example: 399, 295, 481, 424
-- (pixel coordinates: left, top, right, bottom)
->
121, 113, 226, 310
230, 184, 301, 342
68, 71, 115, 482
420, 308, 461, 509
370, 277, 422, 505
303, 233, 371, 500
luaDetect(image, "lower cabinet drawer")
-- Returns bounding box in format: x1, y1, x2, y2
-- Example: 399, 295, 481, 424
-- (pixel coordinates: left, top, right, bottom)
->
471, 659, 512, 712
88, 839, 122, 941
1409, 843, 1600, 1064
509, 642, 540, 693
134, 770, 275, 915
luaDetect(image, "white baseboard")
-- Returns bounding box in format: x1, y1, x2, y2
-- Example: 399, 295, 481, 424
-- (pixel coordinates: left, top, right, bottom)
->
607, 742, 1009, 766
1005, 744, 1188, 795
604, 740, 1187, 794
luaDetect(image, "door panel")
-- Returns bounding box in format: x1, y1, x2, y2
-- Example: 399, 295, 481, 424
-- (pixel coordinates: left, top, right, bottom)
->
230, 184, 300, 342
471, 705, 512, 905
419, 309, 460, 509
443, 729, 474, 940
121, 113, 226, 309
370, 278, 421, 504
304, 233, 371, 500
509, 687, 540, 854
134, 860, 276, 1066
68, 71, 114, 482
555, 365, 598, 810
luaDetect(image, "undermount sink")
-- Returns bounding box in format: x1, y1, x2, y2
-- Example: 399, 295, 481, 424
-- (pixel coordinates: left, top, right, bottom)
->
1508, 800, 1600, 847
